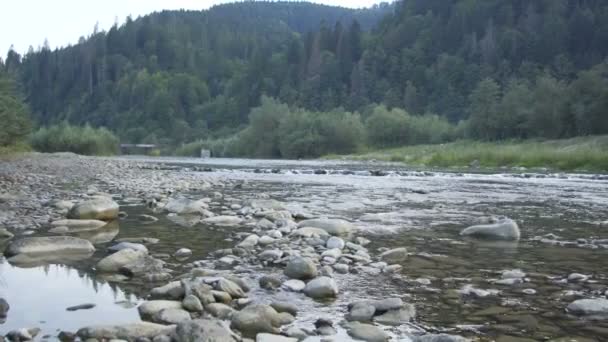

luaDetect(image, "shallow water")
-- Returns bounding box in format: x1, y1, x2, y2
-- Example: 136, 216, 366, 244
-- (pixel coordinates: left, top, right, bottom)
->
2, 157, 608, 340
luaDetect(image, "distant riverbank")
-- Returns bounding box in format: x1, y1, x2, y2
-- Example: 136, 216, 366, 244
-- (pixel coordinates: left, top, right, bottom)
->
325, 135, 608, 172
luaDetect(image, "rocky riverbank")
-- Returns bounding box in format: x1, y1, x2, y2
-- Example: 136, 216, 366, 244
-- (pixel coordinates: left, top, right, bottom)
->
1, 153, 607, 341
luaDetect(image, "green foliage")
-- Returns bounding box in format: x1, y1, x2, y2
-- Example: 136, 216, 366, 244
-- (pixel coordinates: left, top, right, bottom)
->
30, 123, 119, 155
0, 70, 31, 147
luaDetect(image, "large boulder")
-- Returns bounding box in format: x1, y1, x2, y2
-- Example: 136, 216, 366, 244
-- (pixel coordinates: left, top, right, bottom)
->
284, 256, 317, 280
460, 219, 520, 240
303, 276, 339, 299
164, 198, 208, 215
96, 249, 147, 273
297, 219, 354, 236
230, 304, 283, 337
4, 236, 95, 261
77, 322, 175, 340
567, 298, 608, 315
174, 319, 238, 342
68, 198, 119, 221
138, 300, 183, 318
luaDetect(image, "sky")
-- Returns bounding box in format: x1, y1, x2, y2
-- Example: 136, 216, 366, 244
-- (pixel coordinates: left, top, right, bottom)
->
0, 0, 388, 57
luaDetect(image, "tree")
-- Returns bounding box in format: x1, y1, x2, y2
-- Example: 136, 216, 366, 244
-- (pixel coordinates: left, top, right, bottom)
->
467, 78, 501, 140
0, 70, 31, 146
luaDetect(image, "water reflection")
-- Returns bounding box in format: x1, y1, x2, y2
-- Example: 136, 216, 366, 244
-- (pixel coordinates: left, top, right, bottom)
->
0, 261, 141, 337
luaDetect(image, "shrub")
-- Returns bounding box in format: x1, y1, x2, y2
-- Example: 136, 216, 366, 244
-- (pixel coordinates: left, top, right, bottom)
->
30, 123, 119, 155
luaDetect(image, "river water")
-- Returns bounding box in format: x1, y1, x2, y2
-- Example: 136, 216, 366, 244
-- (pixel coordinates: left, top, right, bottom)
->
1, 157, 607, 340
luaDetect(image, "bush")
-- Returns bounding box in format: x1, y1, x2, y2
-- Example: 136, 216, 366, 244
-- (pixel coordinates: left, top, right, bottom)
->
30, 123, 119, 155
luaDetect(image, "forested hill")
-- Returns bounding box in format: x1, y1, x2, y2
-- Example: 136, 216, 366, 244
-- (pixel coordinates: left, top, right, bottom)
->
4, 0, 608, 148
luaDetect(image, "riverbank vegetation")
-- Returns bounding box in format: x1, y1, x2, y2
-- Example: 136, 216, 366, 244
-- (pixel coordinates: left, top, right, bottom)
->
29, 123, 119, 156
330, 136, 608, 172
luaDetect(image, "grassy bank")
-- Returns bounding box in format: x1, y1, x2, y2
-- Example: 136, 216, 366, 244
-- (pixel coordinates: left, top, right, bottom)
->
327, 136, 608, 172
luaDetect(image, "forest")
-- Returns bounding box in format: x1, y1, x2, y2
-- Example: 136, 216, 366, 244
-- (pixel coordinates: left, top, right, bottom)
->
1, 0, 608, 158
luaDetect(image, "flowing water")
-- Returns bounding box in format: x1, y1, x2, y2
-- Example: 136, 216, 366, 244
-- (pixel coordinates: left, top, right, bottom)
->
1, 157, 608, 340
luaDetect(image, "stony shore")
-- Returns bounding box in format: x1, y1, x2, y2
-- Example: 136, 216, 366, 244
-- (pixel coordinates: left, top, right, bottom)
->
1, 153, 607, 342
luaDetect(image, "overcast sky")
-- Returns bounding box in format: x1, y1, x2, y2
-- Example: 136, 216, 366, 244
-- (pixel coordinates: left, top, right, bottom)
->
1, 0, 388, 57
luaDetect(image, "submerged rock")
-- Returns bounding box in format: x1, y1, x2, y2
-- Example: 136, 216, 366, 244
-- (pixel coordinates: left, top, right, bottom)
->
345, 322, 389, 342
230, 304, 283, 337
50, 219, 107, 231
460, 219, 520, 240
379, 247, 408, 263
0, 297, 9, 319
297, 218, 354, 235
108, 242, 148, 253
77, 322, 174, 340
68, 198, 119, 221
567, 298, 608, 315
202, 216, 243, 226
164, 198, 208, 215
414, 334, 469, 342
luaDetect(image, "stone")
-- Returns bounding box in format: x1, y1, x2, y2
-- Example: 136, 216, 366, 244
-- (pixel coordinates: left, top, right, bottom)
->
138, 300, 183, 318
379, 247, 408, 263
97, 249, 147, 273
4, 236, 95, 262
202, 216, 243, 226
66, 303, 96, 311
6, 328, 40, 341
256, 333, 298, 342
0, 297, 9, 318
345, 322, 389, 342
282, 279, 306, 292
567, 298, 608, 315
347, 302, 376, 322
237, 234, 259, 248
50, 219, 107, 230
230, 304, 282, 337
174, 248, 192, 259
502, 269, 526, 279
258, 236, 275, 245
374, 305, 416, 325
326, 236, 345, 249
214, 278, 245, 298
567, 273, 589, 282
270, 301, 298, 316
108, 242, 148, 254
77, 322, 175, 340
153, 308, 191, 324
284, 256, 317, 280
460, 219, 520, 240
333, 263, 349, 274
259, 249, 283, 261
68, 198, 119, 221
164, 198, 208, 215
0, 228, 14, 239
260, 275, 283, 290
205, 303, 235, 319
303, 276, 338, 299
182, 295, 203, 312
212, 290, 232, 303
370, 298, 404, 313
174, 319, 237, 342
151, 281, 185, 300
291, 227, 329, 238
137, 214, 158, 223
297, 218, 354, 235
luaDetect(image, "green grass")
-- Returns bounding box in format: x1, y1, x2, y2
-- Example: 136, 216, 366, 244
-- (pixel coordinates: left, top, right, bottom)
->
326, 135, 608, 172
0, 142, 31, 158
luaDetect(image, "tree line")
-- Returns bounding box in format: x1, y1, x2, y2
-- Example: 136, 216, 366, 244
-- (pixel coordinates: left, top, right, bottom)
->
2, 0, 608, 155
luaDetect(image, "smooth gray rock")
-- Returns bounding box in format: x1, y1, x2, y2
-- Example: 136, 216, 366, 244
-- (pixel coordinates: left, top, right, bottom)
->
50, 219, 107, 230
374, 305, 416, 325
174, 248, 192, 259
202, 216, 243, 226
282, 279, 306, 292
297, 219, 354, 235
138, 300, 183, 318
259, 249, 283, 261
414, 334, 469, 342
214, 278, 245, 298
0, 297, 9, 318
151, 281, 184, 300
260, 275, 283, 290
77, 322, 175, 340
68, 198, 119, 221
567, 298, 608, 315
182, 295, 203, 312
379, 247, 407, 263
284, 256, 317, 280
97, 249, 147, 273
108, 242, 148, 254
230, 304, 282, 337
345, 322, 389, 342
153, 308, 191, 324
370, 298, 404, 313
174, 319, 237, 342
206, 303, 235, 319
326, 236, 345, 249
4, 236, 95, 258
303, 276, 338, 299
460, 219, 520, 240
270, 301, 298, 316
347, 302, 376, 322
